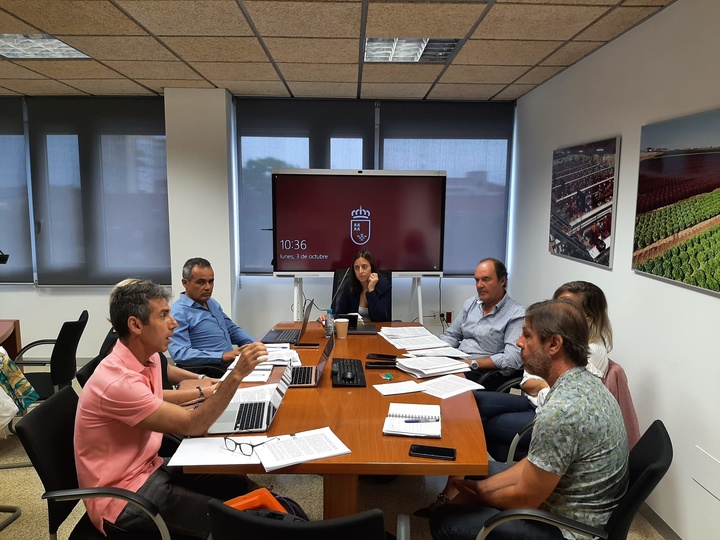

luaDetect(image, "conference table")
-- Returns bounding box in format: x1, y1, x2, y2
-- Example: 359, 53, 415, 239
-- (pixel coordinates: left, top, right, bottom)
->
185, 321, 488, 518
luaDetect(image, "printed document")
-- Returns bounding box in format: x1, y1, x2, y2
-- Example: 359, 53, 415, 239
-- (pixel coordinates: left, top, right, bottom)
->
254, 426, 351, 472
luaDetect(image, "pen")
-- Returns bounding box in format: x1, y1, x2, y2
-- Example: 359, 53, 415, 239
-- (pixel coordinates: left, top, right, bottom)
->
404, 418, 440, 423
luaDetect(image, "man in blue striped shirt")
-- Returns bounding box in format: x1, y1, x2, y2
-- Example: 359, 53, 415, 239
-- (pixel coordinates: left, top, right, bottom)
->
440, 259, 525, 388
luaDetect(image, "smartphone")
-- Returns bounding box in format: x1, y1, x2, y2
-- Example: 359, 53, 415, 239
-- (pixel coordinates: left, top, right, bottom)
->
365, 361, 397, 369
294, 342, 320, 349
366, 353, 396, 360
409, 444, 457, 461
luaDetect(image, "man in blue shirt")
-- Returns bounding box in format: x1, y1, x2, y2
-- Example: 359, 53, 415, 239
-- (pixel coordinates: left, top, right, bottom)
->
440, 258, 525, 388
169, 258, 254, 373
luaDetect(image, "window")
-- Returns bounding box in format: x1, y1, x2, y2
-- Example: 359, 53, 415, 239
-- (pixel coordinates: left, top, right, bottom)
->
27, 98, 170, 285
330, 138, 363, 169
0, 98, 33, 283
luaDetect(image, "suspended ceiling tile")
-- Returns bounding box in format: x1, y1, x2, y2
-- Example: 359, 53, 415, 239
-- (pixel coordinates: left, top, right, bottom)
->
288, 81, 357, 98
161, 37, 268, 62
218, 79, 289, 97
0, 10, 38, 33
104, 61, 202, 80
362, 63, 443, 83
540, 40, 604, 66
576, 6, 661, 41
193, 62, 280, 82
455, 39, 563, 66
117, 0, 254, 36
279, 62, 357, 82
0, 85, 21, 95
0, 78, 86, 95
0, 0, 146, 35
360, 82, 430, 99
60, 78, 155, 95
428, 83, 506, 101
472, 3, 610, 41
12, 59, 123, 79
264, 38, 358, 63
440, 64, 529, 84
622, 0, 672, 5
366, 2, 489, 39
0, 61, 47, 79
139, 79, 215, 93
57, 36, 178, 62
514, 65, 564, 85
245, 1, 361, 38
495, 0, 616, 5
493, 84, 536, 100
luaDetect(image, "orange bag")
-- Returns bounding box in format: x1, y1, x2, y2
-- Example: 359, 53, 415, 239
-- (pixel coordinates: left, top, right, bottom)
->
224, 487, 286, 514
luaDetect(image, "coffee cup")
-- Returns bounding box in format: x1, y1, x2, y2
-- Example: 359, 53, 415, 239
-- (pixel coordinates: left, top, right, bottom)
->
334, 318, 349, 339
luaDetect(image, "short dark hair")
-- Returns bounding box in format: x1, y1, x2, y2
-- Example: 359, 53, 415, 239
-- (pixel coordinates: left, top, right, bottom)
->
525, 298, 590, 367
479, 258, 508, 287
182, 257, 212, 280
110, 279, 171, 338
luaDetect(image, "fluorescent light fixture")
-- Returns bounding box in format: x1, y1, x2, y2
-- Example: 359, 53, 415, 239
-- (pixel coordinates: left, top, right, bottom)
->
365, 38, 460, 63
0, 34, 89, 59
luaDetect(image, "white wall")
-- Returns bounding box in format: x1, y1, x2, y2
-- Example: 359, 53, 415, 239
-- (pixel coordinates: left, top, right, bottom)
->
511, 0, 720, 537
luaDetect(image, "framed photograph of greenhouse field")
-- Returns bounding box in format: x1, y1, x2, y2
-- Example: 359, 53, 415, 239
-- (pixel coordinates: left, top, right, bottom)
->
632, 107, 720, 295
548, 137, 619, 268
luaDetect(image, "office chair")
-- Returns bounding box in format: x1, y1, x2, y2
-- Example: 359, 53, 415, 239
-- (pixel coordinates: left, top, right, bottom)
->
14, 386, 194, 540
208, 498, 410, 540
469, 368, 524, 392
13, 310, 88, 400
477, 419, 672, 540
331, 268, 393, 320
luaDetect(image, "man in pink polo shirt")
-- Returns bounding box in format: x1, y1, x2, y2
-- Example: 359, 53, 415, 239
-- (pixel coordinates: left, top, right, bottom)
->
75, 279, 267, 538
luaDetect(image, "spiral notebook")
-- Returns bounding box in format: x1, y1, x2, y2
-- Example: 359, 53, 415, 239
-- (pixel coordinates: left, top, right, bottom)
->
382, 403, 442, 438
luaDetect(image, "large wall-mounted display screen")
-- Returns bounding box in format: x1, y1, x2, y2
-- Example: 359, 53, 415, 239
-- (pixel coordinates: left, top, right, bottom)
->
272, 169, 446, 273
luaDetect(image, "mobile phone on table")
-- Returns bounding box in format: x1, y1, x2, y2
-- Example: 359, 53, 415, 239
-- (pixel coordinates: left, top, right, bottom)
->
366, 353, 396, 360
294, 342, 320, 349
365, 361, 397, 369
409, 444, 457, 461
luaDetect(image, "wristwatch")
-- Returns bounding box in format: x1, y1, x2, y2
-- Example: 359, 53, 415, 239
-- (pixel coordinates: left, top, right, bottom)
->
470, 359, 479, 370
197, 374, 206, 380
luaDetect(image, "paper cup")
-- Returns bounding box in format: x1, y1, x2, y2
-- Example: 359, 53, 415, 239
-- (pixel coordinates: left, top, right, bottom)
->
334, 318, 349, 339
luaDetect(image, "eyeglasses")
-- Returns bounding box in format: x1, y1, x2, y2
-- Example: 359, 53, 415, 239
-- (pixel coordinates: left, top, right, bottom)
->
224, 436, 279, 456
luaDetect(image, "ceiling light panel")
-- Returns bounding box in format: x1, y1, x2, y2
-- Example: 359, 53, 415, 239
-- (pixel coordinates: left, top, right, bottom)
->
365, 38, 460, 63
0, 34, 89, 59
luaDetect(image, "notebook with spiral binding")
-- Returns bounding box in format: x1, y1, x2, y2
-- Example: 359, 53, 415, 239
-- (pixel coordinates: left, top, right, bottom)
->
382, 403, 441, 438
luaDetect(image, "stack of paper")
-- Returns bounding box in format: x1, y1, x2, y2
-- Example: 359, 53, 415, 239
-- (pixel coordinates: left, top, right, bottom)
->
382, 403, 441, 438
379, 326, 448, 351
396, 356, 470, 379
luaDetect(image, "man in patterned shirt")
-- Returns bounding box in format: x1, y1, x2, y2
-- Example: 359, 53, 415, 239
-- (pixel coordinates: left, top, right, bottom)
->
430, 298, 628, 540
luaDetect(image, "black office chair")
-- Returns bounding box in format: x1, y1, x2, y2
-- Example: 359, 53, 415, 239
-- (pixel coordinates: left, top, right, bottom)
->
476, 419, 673, 540
469, 368, 524, 392
14, 386, 194, 540
208, 498, 410, 540
331, 268, 393, 320
14, 310, 88, 400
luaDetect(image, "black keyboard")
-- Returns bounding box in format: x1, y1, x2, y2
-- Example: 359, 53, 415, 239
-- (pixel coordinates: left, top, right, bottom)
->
291, 366, 314, 385
332, 358, 366, 387
235, 401, 265, 431
274, 329, 300, 342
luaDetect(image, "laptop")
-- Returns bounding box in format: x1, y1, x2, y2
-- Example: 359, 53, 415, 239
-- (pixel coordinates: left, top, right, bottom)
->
338, 313, 378, 335
208, 364, 292, 434
289, 333, 335, 387
261, 301, 313, 344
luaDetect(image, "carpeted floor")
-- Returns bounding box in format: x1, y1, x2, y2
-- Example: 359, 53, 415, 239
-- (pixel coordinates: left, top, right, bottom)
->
0, 426, 665, 540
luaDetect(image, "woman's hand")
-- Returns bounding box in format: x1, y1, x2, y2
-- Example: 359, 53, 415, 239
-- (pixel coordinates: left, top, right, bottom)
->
368, 272, 379, 292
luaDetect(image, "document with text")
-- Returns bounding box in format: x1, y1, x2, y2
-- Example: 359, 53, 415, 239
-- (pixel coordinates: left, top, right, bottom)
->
254, 426, 351, 472
419, 374, 483, 399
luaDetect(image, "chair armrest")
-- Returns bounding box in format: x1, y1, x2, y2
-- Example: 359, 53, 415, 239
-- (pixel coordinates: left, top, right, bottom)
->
14, 340, 57, 363
506, 419, 535, 464
476, 508, 607, 540
495, 376, 523, 393
396, 513, 411, 540
42, 487, 171, 540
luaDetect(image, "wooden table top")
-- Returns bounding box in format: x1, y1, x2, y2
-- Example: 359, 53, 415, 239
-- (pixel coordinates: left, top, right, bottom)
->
186, 322, 488, 477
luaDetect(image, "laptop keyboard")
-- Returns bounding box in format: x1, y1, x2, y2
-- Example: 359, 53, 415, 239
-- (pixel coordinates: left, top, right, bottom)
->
235, 401, 265, 431
332, 358, 366, 387
273, 329, 300, 342
291, 366, 314, 385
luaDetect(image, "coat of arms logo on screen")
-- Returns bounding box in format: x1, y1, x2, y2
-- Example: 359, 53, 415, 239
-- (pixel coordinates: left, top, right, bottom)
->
350, 206, 371, 245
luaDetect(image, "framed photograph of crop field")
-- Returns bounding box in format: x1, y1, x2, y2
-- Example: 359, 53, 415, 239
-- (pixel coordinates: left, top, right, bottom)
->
632, 108, 720, 295
548, 137, 619, 268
